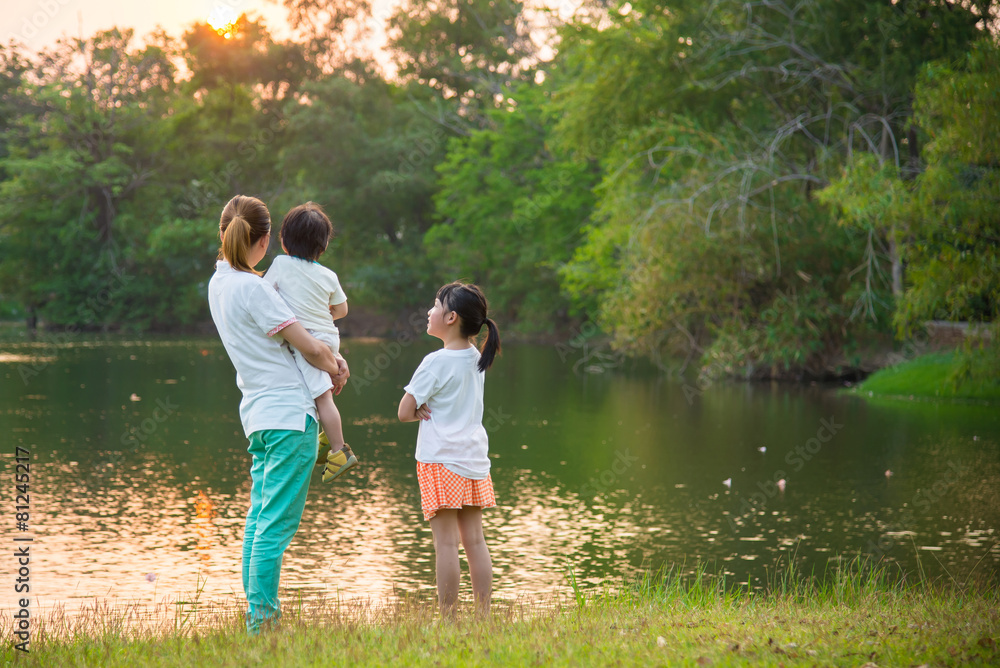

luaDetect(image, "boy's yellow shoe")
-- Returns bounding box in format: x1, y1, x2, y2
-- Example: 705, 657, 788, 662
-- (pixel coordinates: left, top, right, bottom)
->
322, 443, 358, 483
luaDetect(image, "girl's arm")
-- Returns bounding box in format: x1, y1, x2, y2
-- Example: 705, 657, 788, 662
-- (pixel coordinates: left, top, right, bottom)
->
330, 300, 348, 321
281, 322, 350, 394
397, 392, 431, 422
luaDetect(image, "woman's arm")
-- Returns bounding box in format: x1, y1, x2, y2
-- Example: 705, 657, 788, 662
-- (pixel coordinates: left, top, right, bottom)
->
330, 300, 348, 321
280, 322, 350, 393
397, 392, 431, 422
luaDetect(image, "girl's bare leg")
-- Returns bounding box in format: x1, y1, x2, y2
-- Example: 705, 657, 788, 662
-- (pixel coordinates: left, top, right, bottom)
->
314, 390, 345, 449
457, 506, 492, 615
429, 509, 461, 618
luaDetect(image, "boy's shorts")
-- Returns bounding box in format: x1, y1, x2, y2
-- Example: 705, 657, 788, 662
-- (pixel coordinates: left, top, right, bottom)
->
290, 330, 340, 399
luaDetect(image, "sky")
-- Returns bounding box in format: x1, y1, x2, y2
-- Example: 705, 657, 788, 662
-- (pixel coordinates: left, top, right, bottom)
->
0, 0, 403, 64
0, 0, 593, 87
2, 0, 279, 47
1, 0, 583, 66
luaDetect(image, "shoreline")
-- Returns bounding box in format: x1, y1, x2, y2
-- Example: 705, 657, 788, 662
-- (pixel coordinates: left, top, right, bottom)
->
2, 320, 991, 391
851, 349, 1000, 404
5, 564, 998, 665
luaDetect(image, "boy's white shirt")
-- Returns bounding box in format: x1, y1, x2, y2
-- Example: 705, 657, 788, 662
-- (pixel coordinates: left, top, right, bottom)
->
208, 260, 317, 436
404, 347, 490, 480
263, 255, 347, 336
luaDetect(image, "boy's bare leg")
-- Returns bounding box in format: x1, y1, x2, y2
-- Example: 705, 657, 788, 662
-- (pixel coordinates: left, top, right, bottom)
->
457, 506, 492, 616
429, 509, 461, 619
315, 390, 345, 449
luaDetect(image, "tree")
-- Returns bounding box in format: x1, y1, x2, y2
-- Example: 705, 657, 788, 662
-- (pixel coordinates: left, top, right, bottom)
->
387, 0, 536, 123
182, 15, 313, 105
901, 39, 999, 384
276, 73, 450, 311
428, 83, 597, 328
547, 0, 992, 376
0, 30, 178, 329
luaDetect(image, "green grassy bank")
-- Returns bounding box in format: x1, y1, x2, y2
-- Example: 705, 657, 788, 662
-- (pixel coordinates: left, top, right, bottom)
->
854, 350, 1000, 403
4, 565, 998, 667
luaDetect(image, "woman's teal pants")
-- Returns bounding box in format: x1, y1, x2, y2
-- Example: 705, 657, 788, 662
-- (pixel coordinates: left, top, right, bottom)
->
243, 415, 318, 633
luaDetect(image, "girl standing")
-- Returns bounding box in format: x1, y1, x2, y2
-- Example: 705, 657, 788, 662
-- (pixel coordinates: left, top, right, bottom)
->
398, 282, 501, 617
207, 194, 349, 633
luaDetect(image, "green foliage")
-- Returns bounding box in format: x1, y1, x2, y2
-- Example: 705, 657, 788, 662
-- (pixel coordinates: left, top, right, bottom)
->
821, 37, 999, 388
275, 74, 447, 310
817, 155, 907, 321
0, 0, 996, 384
0, 30, 178, 328
903, 39, 1000, 385
387, 0, 535, 118
428, 83, 597, 329
900, 39, 1000, 328
548, 0, 994, 377
549, 0, 707, 158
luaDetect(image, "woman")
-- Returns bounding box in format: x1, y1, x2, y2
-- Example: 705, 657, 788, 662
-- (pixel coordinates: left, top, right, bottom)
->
207, 194, 348, 633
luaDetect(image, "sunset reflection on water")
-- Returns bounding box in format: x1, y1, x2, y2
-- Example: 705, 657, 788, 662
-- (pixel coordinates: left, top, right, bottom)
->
27, 446, 608, 613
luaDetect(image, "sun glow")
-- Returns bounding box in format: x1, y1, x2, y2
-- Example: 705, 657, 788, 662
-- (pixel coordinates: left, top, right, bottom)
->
207, 5, 239, 39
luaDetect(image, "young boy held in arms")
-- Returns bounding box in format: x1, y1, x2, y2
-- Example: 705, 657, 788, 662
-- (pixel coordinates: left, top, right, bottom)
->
265, 202, 357, 481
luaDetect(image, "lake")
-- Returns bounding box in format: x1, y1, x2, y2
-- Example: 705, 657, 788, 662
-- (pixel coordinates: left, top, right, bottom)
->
2, 337, 998, 614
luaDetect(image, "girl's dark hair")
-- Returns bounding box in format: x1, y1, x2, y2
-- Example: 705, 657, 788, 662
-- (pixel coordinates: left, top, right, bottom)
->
280, 202, 333, 261
219, 195, 271, 275
436, 282, 501, 372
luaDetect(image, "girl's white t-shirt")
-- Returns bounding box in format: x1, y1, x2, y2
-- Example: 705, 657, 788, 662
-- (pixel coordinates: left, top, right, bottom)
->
404, 347, 490, 480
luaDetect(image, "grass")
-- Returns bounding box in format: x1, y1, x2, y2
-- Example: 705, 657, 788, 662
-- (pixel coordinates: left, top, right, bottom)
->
854, 350, 1000, 403
4, 560, 998, 666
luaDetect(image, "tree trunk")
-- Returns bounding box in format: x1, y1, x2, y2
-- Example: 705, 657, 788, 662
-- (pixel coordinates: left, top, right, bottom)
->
882, 124, 904, 298
889, 226, 903, 298
26, 304, 38, 339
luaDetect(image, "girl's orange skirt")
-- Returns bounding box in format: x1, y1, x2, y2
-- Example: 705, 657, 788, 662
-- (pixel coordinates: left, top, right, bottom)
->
416, 462, 496, 521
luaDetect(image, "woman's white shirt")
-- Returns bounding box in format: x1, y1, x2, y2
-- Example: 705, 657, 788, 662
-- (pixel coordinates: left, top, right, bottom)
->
404, 347, 490, 479
208, 260, 316, 436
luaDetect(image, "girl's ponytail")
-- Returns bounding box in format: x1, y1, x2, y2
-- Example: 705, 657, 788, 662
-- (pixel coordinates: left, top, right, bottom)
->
478, 317, 501, 372
218, 195, 271, 275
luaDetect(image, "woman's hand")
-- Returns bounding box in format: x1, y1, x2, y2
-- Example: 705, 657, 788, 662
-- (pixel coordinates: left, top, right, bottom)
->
280, 322, 340, 376
331, 353, 350, 395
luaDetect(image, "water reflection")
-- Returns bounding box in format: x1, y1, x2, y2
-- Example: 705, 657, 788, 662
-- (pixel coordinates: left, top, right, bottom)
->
1, 339, 998, 615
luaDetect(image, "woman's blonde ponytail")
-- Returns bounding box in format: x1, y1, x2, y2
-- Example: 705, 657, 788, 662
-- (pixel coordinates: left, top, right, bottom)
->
218, 195, 271, 274
222, 215, 254, 273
